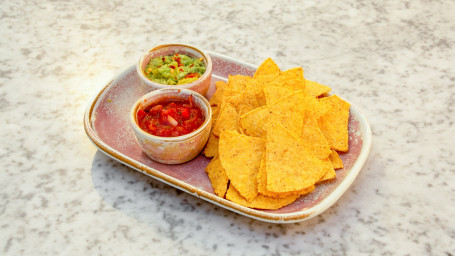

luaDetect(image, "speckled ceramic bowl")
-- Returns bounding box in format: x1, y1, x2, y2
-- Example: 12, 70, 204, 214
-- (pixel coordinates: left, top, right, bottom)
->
136, 44, 212, 96
130, 88, 212, 164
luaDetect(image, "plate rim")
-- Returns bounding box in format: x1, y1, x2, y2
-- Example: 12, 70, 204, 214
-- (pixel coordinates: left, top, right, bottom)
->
83, 52, 372, 223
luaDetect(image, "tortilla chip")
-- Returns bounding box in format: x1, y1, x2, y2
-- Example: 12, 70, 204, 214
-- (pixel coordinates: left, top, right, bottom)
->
267, 91, 307, 138
282, 78, 306, 91
301, 113, 331, 160
329, 149, 344, 169
203, 133, 219, 157
211, 105, 220, 127
238, 105, 254, 116
305, 79, 331, 98
253, 58, 280, 78
266, 122, 330, 192
205, 155, 229, 197
273, 67, 304, 83
243, 80, 260, 109
257, 155, 315, 198
225, 184, 301, 210
318, 95, 351, 152
227, 75, 251, 91
212, 104, 239, 137
219, 90, 257, 116
209, 80, 227, 106
263, 83, 297, 105
219, 130, 266, 201
238, 106, 269, 138
316, 158, 336, 183
250, 74, 280, 106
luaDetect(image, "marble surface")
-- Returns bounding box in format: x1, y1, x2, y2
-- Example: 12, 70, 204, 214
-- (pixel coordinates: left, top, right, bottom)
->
1, 0, 454, 255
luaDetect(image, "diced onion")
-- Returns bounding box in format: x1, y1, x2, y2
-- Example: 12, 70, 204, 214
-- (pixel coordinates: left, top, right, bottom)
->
167, 116, 178, 127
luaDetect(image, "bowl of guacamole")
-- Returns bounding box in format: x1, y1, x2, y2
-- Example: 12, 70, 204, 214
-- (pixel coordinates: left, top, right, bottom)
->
137, 44, 212, 96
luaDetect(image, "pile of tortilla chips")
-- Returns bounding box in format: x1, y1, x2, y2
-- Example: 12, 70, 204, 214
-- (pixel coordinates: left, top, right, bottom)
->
203, 58, 350, 210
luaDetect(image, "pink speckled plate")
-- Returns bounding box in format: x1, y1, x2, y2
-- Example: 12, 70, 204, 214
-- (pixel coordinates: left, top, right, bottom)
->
84, 51, 372, 223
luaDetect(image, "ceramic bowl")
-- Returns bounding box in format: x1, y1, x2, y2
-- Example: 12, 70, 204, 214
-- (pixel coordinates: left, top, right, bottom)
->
136, 44, 212, 96
130, 88, 212, 164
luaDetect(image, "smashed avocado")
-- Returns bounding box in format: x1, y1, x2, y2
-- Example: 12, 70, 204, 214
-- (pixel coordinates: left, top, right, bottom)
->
144, 53, 206, 85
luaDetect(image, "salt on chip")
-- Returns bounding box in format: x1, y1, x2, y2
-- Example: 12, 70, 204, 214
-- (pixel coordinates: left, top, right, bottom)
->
257, 155, 315, 198
329, 149, 344, 169
219, 130, 266, 201
304, 79, 331, 98
203, 132, 219, 158
205, 155, 229, 198
253, 58, 280, 78
225, 184, 301, 210
212, 104, 239, 137
266, 122, 330, 192
318, 95, 350, 152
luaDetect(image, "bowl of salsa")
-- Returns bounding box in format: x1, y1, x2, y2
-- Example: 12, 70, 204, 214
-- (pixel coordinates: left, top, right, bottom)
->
137, 44, 212, 96
130, 88, 212, 164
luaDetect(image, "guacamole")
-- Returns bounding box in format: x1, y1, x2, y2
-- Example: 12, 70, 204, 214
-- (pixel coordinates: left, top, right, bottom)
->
144, 53, 206, 85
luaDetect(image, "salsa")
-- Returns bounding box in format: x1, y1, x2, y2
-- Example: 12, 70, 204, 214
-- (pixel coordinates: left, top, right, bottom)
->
136, 96, 205, 137
144, 53, 206, 85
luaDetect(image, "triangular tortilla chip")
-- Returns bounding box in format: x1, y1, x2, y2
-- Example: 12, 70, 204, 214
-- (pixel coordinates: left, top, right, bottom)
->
212, 104, 239, 137
316, 158, 336, 183
266, 122, 330, 192
301, 113, 331, 160
203, 132, 219, 157
257, 155, 315, 198
304, 79, 331, 98
219, 130, 266, 201
318, 95, 350, 152
329, 149, 344, 169
253, 58, 280, 78
205, 155, 229, 197
272, 67, 304, 83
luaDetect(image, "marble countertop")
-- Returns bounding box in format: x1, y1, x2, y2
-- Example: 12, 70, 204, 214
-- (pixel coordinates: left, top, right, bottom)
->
1, 0, 454, 255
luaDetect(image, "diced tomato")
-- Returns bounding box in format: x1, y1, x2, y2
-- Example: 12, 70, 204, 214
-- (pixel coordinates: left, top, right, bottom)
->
181, 108, 190, 119
137, 109, 146, 122
185, 73, 199, 78
149, 104, 162, 114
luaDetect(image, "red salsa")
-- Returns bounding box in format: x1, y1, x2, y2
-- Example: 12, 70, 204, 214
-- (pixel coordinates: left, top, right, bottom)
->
136, 95, 205, 137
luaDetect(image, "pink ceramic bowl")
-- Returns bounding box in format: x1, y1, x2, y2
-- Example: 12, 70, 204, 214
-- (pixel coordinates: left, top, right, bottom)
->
136, 44, 212, 96
130, 88, 212, 164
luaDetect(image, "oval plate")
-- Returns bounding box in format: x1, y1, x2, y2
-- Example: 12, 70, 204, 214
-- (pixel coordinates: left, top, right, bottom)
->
84, 51, 372, 223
